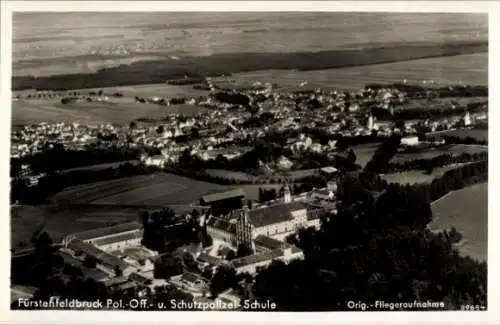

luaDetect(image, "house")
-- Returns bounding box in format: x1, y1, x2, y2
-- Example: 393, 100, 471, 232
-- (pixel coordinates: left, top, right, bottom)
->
400, 135, 419, 146
319, 166, 339, 178
145, 155, 166, 168
216, 288, 243, 306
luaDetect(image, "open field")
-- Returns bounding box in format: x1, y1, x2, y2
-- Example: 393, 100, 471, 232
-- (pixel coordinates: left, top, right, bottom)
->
398, 96, 487, 111
61, 160, 140, 173
381, 163, 477, 185
430, 128, 489, 142
51, 173, 226, 206
429, 182, 487, 261
13, 13, 486, 79
212, 53, 487, 91
390, 144, 487, 164
11, 204, 141, 253
11, 96, 208, 125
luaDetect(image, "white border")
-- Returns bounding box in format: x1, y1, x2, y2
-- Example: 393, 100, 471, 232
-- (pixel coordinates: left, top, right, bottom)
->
1, 1, 499, 325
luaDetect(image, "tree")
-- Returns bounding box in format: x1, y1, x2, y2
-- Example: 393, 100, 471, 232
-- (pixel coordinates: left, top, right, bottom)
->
114, 265, 123, 277
156, 125, 164, 135
129, 121, 137, 131
347, 149, 357, 165
237, 243, 252, 258
154, 254, 184, 279
210, 266, 238, 297
139, 211, 150, 228
226, 250, 236, 261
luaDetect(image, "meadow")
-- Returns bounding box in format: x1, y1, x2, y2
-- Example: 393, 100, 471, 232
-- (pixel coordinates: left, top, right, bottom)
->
212, 53, 487, 91
11, 91, 208, 125
428, 182, 487, 261
381, 163, 476, 185
11, 204, 141, 253
50, 173, 226, 206
432, 128, 489, 142
390, 144, 487, 164
13, 12, 487, 78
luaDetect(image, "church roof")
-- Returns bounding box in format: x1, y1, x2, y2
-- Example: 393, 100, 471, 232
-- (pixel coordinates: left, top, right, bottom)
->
247, 202, 306, 228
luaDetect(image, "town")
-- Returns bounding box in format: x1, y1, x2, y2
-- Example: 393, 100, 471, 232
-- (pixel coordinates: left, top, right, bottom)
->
10, 75, 488, 310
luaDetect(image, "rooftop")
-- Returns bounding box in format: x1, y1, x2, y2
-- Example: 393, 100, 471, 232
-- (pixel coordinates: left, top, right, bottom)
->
307, 208, 327, 221
92, 230, 143, 247
68, 240, 133, 271
231, 249, 283, 268
254, 235, 284, 250
181, 272, 201, 284
201, 189, 246, 204
73, 222, 142, 241
129, 272, 152, 285
206, 215, 237, 234
320, 166, 338, 174
247, 202, 306, 228
197, 252, 223, 266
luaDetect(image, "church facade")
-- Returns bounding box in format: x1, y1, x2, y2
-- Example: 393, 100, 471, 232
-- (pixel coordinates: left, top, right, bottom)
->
206, 191, 322, 250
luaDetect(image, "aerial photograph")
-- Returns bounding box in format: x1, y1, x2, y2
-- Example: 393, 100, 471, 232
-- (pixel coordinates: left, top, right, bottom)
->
10, 11, 488, 311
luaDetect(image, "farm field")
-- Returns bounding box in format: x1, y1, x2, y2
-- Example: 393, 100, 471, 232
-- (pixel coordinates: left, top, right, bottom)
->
13, 13, 486, 78
51, 173, 226, 206
61, 160, 140, 174
11, 90, 208, 125
390, 144, 487, 164
11, 204, 141, 253
429, 182, 487, 261
218, 53, 487, 92
430, 128, 488, 142
381, 163, 476, 185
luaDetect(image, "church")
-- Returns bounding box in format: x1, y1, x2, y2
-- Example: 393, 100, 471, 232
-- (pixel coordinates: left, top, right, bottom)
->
206, 185, 322, 250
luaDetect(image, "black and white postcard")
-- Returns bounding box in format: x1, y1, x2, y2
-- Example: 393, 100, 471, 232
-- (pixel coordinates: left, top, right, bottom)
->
1, 1, 498, 325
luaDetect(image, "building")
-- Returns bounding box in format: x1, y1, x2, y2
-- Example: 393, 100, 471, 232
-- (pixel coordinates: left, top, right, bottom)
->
400, 135, 419, 146
145, 155, 166, 168
230, 244, 304, 275
319, 166, 339, 179
67, 240, 137, 277
366, 114, 375, 130
464, 111, 472, 126
63, 222, 143, 252
207, 200, 321, 249
200, 189, 246, 216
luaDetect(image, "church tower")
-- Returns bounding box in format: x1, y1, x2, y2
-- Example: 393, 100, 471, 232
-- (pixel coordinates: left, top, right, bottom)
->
284, 182, 292, 203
